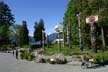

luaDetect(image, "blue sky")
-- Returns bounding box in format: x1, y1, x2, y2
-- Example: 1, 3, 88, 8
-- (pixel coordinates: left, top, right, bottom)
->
3, 0, 69, 36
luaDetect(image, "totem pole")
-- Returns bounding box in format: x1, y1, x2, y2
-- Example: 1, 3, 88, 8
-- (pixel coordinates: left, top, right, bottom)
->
86, 16, 98, 53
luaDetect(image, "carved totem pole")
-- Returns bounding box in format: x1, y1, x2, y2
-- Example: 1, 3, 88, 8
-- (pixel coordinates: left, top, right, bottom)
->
86, 16, 98, 53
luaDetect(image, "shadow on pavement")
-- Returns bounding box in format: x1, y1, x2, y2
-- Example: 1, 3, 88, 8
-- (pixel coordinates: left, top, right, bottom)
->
87, 64, 105, 69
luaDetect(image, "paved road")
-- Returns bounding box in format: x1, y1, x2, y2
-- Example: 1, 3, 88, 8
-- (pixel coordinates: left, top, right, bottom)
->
0, 52, 108, 72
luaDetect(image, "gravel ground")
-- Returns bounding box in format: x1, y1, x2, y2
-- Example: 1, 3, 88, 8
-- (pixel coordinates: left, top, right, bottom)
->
0, 52, 108, 72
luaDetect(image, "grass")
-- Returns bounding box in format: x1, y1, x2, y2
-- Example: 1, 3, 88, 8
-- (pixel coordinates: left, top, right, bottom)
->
45, 44, 108, 56
45, 44, 91, 55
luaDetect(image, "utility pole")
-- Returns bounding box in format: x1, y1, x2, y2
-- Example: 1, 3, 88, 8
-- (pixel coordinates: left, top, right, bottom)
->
77, 13, 83, 51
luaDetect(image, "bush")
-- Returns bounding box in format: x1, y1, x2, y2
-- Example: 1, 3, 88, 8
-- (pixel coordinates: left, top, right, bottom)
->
93, 51, 108, 65
38, 49, 44, 54
23, 44, 31, 48
20, 50, 34, 61
8, 44, 15, 50
1, 45, 8, 51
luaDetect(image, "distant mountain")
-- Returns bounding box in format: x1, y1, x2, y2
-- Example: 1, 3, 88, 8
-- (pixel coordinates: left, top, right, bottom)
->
48, 33, 58, 42
29, 36, 35, 43
29, 33, 58, 44
9, 34, 17, 43
9, 33, 58, 45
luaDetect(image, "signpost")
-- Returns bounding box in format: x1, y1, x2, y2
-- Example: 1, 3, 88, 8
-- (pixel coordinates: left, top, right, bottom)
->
86, 15, 98, 53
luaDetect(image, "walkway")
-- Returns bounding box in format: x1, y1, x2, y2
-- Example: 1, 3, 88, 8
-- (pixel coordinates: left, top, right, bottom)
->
0, 52, 108, 72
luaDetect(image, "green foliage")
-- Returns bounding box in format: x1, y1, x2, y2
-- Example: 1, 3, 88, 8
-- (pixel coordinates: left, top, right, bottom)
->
92, 51, 108, 64
38, 49, 44, 54
18, 21, 29, 47
22, 44, 31, 49
1, 45, 7, 50
0, 25, 9, 47
20, 50, 34, 61
0, 1, 14, 26
63, 0, 79, 45
45, 44, 83, 55
33, 19, 45, 46
8, 44, 15, 50
0, 1, 15, 47
63, 0, 108, 49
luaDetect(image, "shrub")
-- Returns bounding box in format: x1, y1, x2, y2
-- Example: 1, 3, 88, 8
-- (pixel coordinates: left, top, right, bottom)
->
38, 49, 44, 54
20, 50, 34, 61
8, 44, 15, 50
23, 44, 31, 48
1, 45, 7, 50
93, 52, 108, 65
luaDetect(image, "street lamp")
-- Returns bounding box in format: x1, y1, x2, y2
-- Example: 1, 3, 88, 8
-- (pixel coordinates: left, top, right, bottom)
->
55, 24, 63, 52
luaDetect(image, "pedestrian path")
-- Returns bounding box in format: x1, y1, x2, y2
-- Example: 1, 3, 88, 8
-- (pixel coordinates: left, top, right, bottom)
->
0, 52, 108, 72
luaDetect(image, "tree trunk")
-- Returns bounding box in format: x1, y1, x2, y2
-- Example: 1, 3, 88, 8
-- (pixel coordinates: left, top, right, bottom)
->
101, 26, 106, 50
67, 20, 72, 49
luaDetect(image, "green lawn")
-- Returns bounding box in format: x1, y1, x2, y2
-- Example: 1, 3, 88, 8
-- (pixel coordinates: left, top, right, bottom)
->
45, 44, 91, 55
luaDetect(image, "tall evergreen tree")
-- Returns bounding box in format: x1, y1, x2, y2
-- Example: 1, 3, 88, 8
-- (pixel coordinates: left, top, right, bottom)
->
0, 1, 14, 47
18, 21, 29, 47
34, 22, 39, 41
34, 19, 45, 46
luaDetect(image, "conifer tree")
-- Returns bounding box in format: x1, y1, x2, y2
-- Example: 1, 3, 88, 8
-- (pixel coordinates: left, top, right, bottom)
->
18, 21, 29, 47
0, 1, 14, 47
34, 19, 45, 46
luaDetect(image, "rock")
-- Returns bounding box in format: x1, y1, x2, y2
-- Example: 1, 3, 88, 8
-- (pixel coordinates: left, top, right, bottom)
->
49, 53, 67, 64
